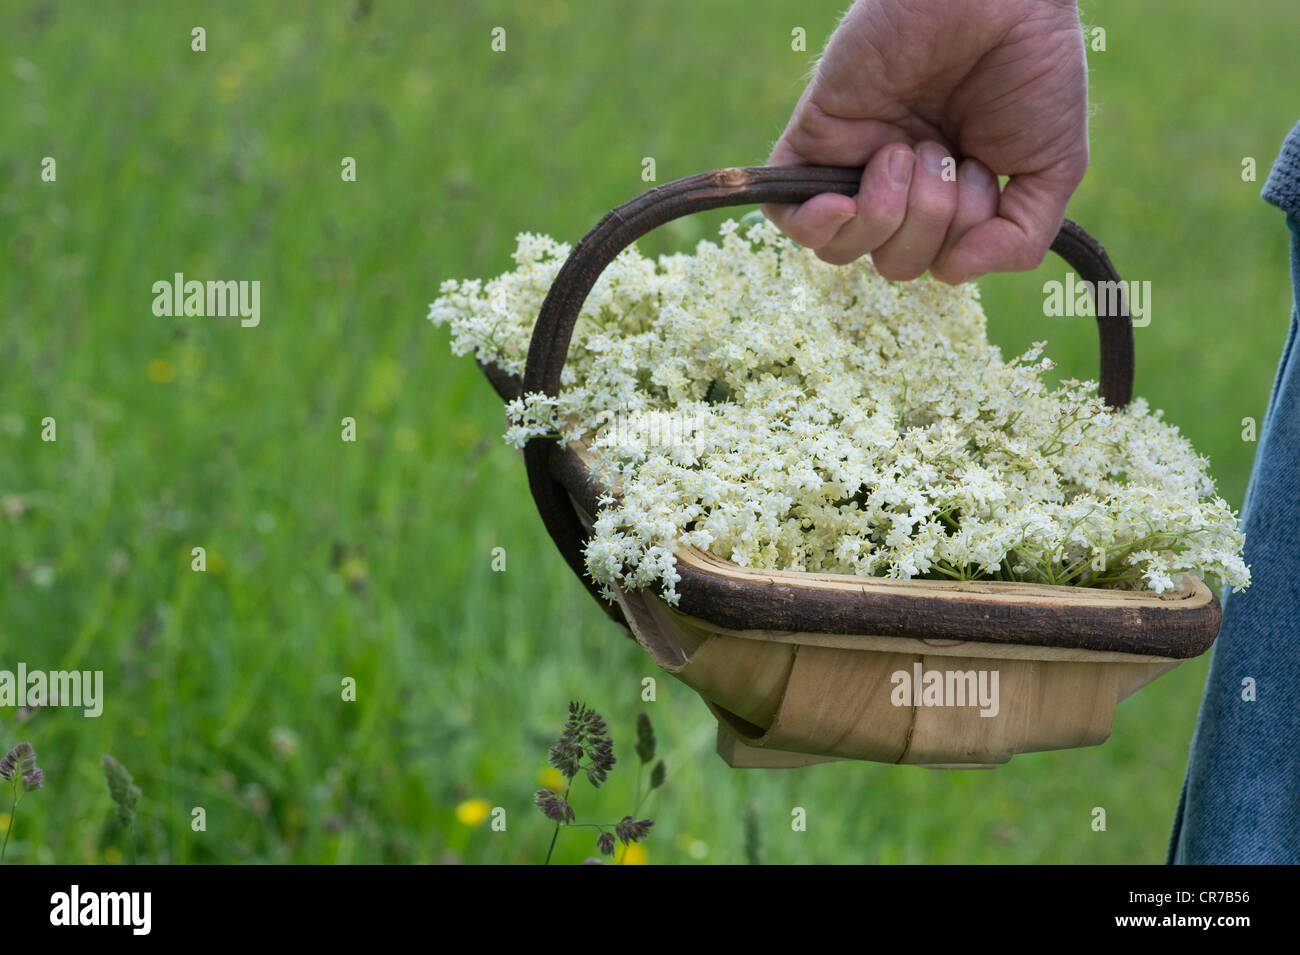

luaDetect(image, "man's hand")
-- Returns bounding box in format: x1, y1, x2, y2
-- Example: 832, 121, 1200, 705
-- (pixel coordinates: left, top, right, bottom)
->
763, 0, 1089, 284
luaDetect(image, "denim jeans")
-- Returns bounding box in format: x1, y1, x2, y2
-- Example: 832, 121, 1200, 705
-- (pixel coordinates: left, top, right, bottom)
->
1167, 212, 1300, 864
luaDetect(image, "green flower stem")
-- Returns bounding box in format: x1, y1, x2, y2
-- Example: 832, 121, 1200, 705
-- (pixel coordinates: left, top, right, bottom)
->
543, 779, 573, 867
1, 781, 19, 862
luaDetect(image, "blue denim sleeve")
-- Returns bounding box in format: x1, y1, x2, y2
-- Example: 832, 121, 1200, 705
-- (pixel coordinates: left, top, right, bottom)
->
1168, 124, 1300, 865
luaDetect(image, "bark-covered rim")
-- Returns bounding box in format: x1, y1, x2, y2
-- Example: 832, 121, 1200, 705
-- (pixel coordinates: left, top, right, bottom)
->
481, 166, 1217, 659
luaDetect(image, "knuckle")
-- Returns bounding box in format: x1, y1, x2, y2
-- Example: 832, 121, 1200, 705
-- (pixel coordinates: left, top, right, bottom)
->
790, 101, 841, 154
1060, 152, 1090, 185
911, 191, 956, 223
859, 194, 907, 231
1008, 242, 1048, 272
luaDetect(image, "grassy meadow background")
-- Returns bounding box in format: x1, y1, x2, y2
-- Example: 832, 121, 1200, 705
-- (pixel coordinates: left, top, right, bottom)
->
1, 0, 1296, 864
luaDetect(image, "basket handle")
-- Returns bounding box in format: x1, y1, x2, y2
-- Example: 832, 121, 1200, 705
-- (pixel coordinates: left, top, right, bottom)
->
520, 165, 1135, 611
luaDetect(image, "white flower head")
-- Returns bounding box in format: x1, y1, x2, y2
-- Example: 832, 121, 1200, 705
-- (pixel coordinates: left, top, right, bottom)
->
432, 222, 1250, 602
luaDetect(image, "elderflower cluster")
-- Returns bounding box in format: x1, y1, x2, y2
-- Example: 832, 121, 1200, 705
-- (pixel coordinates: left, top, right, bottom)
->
430, 218, 1249, 604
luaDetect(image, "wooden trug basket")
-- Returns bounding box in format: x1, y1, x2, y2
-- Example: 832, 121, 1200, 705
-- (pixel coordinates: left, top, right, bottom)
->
486, 166, 1221, 769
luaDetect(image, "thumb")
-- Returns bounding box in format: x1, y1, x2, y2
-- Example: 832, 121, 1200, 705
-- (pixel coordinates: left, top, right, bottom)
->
762, 113, 920, 249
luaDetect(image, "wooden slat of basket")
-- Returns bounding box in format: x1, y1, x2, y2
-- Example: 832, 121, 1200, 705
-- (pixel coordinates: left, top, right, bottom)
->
663, 610, 1182, 663
617, 582, 1179, 766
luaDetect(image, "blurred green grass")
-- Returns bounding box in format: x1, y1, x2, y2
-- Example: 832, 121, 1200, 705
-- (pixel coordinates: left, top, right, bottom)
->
0, 0, 1295, 863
